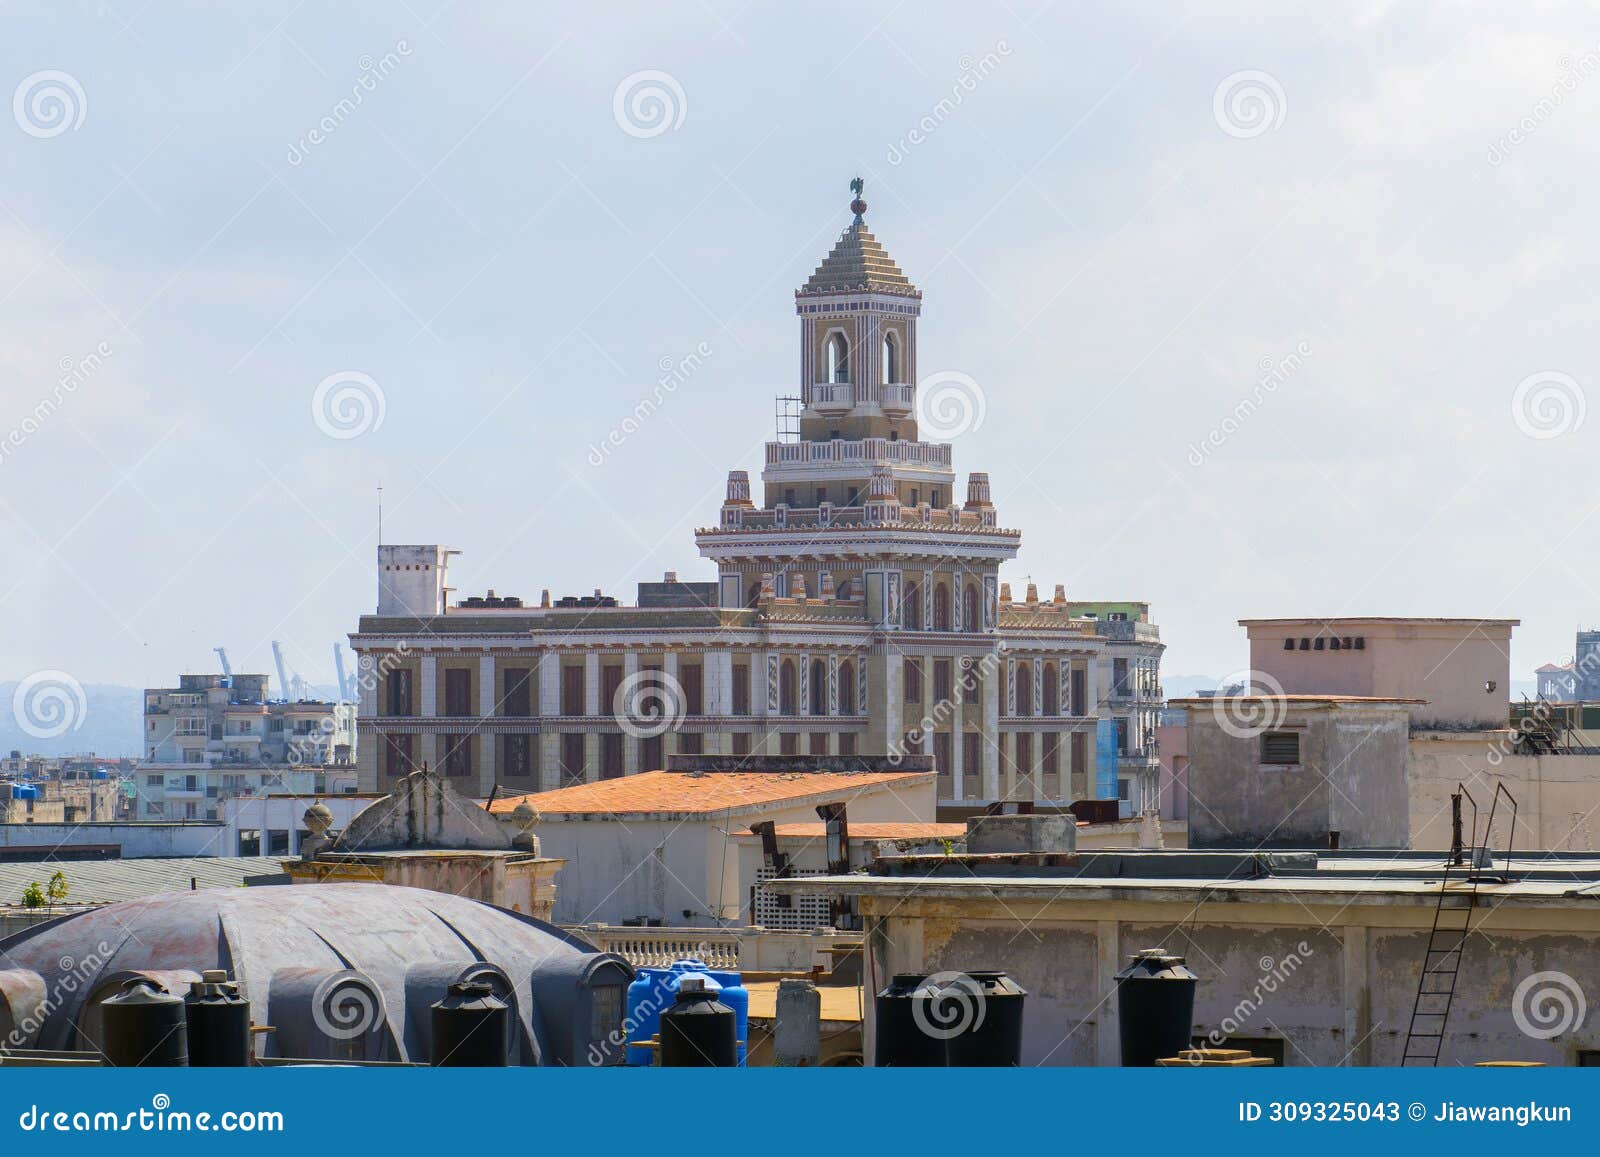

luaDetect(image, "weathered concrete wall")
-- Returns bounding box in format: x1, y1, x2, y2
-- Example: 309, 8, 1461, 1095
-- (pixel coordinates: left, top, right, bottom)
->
0, 823, 221, 858
1188, 707, 1410, 849
868, 898, 1600, 1066
1409, 733, 1600, 852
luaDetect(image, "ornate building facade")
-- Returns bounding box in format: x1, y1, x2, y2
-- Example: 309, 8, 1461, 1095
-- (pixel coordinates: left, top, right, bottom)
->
348, 185, 1162, 817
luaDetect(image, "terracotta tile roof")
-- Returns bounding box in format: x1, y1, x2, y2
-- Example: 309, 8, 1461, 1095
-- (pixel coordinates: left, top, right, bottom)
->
487, 770, 931, 818
741, 822, 965, 841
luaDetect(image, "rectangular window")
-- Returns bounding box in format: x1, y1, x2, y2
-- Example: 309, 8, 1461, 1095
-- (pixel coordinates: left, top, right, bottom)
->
561, 733, 586, 783
680, 663, 704, 715
561, 666, 585, 715
838, 732, 856, 756
903, 659, 923, 703
1071, 732, 1087, 796
731, 732, 752, 756
600, 732, 623, 779
933, 731, 952, 778
268, 829, 290, 856
641, 733, 664, 771
503, 668, 532, 717
237, 829, 261, 856
444, 668, 472, 716
963, 732, 981, 786
501, 734, 533, 778
1071, 668, 1086, 716
780, 732, 799, 755
1261, 731, 1301, 765
442, 733, 472, 777
732, 665, 751, 715
384, 733, 415, 776
808, 732, 828, 756
1015, 733, 1034, 781
601, 665, 623, 715
678, 731, 704, 756
1042, 733, 1061, 778
933, 659, 952, 703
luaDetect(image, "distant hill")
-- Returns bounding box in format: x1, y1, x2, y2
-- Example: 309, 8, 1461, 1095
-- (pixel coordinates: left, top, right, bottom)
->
0, 682, 143, 757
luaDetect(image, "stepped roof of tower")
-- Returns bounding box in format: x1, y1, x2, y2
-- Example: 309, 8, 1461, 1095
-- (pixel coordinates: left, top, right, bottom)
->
799, 180, 920, 296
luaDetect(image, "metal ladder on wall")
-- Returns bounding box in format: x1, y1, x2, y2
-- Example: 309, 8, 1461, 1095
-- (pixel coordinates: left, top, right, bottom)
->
1401, 783, 1518, 1066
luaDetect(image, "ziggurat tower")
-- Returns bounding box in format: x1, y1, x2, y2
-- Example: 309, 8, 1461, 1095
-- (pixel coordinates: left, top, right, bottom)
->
352, 183, 1163, 819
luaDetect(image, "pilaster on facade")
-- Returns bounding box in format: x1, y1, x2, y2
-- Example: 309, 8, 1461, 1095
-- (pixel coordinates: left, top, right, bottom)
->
420, 655, 438, 719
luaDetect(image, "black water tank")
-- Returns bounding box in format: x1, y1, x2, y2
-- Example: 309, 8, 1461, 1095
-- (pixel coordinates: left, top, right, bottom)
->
658, 977, 738, 1067
873, 974, 944, 1066
1115, 949, 1198, 1066
185, 970, 250, 1067
102, 978, 189, 1067
939, 971, 1027, 1066
430, 981, 509, 1067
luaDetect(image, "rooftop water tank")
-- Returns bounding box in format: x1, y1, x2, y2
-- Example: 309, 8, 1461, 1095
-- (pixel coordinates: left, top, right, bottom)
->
625, 958, 747, 1066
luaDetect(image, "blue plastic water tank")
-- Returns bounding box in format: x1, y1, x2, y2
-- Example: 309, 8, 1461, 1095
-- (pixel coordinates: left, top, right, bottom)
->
624, 957, 749, 1066
11, 784, 38, 800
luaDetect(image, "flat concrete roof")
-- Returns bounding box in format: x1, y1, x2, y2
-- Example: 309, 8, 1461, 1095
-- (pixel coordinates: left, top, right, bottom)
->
1238, 616, 1521, 627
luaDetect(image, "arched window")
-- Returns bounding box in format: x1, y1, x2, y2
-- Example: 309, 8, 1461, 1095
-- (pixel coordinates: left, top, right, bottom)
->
810, 659, 828, 716
964, 583, 981, 633
1015, 662, 1033, 718
1042, 663, 1059, 716
903, 582, 921, 630
933, 584, 951, 631
882, 331, 899, 383
826, 333, 849, 384
779, 660, 797, 716
838, 660, 856, 715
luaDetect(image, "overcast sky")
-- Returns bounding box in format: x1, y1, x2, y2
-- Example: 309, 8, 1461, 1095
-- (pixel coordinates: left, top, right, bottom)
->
1, 1, 1596, 696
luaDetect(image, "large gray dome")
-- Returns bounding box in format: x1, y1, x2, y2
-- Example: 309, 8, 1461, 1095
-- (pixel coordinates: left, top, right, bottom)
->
0, 882, 631, 1065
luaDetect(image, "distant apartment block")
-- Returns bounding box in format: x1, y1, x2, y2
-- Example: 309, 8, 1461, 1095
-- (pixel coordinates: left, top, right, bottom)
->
140, 672, 356, 820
